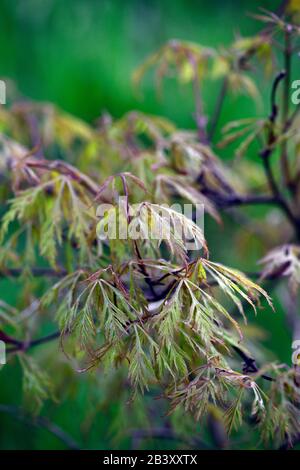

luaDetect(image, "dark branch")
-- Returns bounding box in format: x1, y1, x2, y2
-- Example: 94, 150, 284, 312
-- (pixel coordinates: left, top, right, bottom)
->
259, 71, 300, 238
232, 345, 274, 382
0, 404, 79, 450
6, 331, 60, 354
0, 267, 67, 278
205, 192, 278, 209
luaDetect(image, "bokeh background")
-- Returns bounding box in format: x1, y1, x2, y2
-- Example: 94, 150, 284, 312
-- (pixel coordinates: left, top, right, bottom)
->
0, 0, 293, 449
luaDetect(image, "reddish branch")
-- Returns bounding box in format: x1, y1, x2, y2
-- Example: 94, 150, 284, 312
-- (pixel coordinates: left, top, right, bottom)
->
5, 331, 61, 354
25, 158, 100, 196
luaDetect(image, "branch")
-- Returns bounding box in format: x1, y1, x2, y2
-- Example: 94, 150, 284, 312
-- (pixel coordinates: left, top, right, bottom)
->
0, 404, 79, 449
204, 191, 278, 209
208, 77, 228, 141
0, 259, 276, 357
0, 267, 67, 278
259, 71, 300, 237
25, 158, 100, 196
232, 345, 274, 382
0, 264, 275, 289
145, 270, 277, 302
6, 331, 60, 354
190, 54, 208, 143
133, 242, 159, 300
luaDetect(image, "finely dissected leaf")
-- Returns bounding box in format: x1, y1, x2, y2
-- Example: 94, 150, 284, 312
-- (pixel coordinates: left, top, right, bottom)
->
224, 389, 244, 434
133, 40, 215, 91
0, 176, 96, 267
1, 13, 296, 448
134, 202, 207, 260
201, 259, 273, 313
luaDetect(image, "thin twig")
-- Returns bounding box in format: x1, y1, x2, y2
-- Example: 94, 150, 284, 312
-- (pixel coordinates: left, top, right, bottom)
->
6, 331, 61, 354
26, 158, 100, 196
208, 77, 228, 141
133, 242, 158, 300
232, 345, 274, 382
190, 56, 208, 143
0, 404, 80, 449
0, 267, 67, 278
260, 71, 300, 237
203, 191, 277, 209
281, 27, 292, 186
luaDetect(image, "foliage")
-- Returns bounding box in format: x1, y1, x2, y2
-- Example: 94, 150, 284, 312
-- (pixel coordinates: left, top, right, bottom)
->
1, 1, 300, 451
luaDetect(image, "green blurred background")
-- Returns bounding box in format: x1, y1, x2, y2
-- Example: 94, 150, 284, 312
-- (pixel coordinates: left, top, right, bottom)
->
0, 0, 292, 450
0, 0, 279, 124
